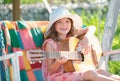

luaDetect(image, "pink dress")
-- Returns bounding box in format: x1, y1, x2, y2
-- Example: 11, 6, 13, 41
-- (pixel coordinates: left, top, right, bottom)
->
42, 39, 83, 81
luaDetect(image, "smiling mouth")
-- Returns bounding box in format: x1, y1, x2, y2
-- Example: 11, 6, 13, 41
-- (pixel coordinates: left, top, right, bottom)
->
60, 28, 67, 31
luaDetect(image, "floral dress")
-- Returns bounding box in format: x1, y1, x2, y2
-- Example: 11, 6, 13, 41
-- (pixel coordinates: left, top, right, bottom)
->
42, 39, 84, 81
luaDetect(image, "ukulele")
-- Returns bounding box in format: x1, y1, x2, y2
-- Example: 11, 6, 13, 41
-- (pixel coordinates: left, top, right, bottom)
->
26, 37, 84, 72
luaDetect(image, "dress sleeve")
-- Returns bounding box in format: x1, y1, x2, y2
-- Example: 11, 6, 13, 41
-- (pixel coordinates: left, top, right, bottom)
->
42, 39, 58, 51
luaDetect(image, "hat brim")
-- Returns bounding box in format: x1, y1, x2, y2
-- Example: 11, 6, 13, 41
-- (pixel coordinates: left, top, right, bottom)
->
45, 14, 83, 36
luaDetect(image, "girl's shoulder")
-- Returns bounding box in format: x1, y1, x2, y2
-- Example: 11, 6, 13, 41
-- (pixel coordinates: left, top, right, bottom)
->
42, 38, 58, 51
44, 38, 56, 44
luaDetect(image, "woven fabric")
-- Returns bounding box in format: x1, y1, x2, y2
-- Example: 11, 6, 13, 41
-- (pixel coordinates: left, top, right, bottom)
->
30, 27, 44, 47
34, 69, 44, 81
0, 21, 48, 81
9, 65, 13, 81
0, 61, 6, 81
17, 21, 27, 29
27, 70, 37, 81
22, 50, 31, 70
19, 29, 36, 49
17, 32, 24, 49
20, 70, 29, 81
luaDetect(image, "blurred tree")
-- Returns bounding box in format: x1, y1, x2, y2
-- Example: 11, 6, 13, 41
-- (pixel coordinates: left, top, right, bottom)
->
12, 0, 20, 20
101, 0, 120, 71
102, 0, 120, 51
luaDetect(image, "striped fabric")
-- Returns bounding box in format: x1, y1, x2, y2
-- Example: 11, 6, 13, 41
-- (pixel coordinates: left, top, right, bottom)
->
0, 21, 48, 81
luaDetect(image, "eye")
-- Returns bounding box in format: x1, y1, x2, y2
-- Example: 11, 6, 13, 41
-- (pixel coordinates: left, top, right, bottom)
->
66, 20, 71, 23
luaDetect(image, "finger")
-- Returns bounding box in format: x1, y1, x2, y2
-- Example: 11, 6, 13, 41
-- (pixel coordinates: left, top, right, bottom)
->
85, 46, 89, 54
88, 45, 92, 54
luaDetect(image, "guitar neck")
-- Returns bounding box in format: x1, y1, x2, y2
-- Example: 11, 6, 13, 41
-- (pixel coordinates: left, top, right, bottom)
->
45, 51, 81, 60
27, 50, 83, 61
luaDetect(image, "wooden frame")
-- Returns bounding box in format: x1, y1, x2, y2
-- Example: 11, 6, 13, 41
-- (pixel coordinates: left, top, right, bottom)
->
0, 52, 22, 81
99, 49, 120, 71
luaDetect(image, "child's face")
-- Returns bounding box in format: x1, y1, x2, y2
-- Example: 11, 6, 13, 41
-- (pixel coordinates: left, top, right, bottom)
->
55, 18, 72, 36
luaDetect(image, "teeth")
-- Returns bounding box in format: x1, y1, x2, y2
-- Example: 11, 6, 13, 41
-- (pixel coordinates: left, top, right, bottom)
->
61, 28, 67, 31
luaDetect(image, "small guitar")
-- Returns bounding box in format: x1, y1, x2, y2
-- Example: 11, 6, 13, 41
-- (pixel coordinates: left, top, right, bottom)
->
27, 37, 84, 72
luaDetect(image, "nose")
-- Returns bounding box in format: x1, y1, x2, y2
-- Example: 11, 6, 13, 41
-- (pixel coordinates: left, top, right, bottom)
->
62, 22, 67, 27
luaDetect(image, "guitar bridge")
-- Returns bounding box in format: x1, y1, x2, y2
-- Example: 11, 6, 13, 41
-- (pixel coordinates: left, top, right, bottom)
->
78, 51, 84, 62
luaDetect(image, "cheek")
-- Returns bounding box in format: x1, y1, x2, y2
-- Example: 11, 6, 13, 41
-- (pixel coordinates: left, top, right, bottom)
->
55, 25, 60, 32
68, 25, 72, 30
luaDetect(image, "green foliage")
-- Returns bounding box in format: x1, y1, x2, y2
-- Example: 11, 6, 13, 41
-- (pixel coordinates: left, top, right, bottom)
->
80, 9, 105, 42
21, 0, 42, 4
0, 0, 4, 3
112, 16, 120, 49
79, 9, 120, 49
108, 61, 120, 76
0, 0, 12, 4
1, 0, 43, 4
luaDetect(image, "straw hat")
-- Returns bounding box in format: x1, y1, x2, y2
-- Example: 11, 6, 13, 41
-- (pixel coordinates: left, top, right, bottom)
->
45, 7, 83, 36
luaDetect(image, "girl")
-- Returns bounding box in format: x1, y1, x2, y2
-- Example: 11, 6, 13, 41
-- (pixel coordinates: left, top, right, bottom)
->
42, 7, 120, 81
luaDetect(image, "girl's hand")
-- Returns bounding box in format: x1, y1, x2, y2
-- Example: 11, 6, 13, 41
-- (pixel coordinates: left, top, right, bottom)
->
79, 36, 90, 47
78, 37, 92, 55
56, 56, 68, 64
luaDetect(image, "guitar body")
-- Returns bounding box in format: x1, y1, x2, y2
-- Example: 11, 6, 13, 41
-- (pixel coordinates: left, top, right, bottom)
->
58, 37, 79, 72
74, 35, 102, 71
58, 35, 102, 72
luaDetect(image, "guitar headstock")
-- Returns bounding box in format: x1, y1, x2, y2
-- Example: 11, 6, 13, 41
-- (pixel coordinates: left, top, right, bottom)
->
26, 49, 45, 63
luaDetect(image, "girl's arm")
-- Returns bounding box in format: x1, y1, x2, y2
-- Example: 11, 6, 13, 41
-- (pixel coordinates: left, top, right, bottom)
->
74, 26, 96, 39
45, 43, 68, 74
77, 26, 96, 55
84, 26, 96, 38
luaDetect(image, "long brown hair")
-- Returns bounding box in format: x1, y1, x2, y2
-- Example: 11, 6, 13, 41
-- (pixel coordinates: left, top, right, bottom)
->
45, 18, 74, 41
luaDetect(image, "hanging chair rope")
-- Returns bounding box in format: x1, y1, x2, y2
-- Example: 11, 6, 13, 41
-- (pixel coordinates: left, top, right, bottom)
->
0, 23, 22, 81
42, 0, 52, 14
0, 25, 9, 81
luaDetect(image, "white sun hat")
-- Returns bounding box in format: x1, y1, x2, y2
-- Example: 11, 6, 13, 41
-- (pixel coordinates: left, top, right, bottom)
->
45, 7, 83, 36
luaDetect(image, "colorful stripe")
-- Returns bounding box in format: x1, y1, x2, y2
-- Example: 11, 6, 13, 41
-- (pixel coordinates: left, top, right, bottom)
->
20, 70, 29, 81
22, 50, 31, 70
9, 65, 13, 81
17, 21, 27, 29
0, 62, 6, 81
34, 69, 44, 81
19, 56, 26, 70
30, 27, 44, 47
19, 29, 36, 49
27, 70, 37, 81
17, 32, 24, 49
4, 21, 15, 30
9, 29, 20, 48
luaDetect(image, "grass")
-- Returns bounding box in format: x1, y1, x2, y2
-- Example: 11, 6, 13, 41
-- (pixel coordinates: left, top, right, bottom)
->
108, 61, 120, 76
